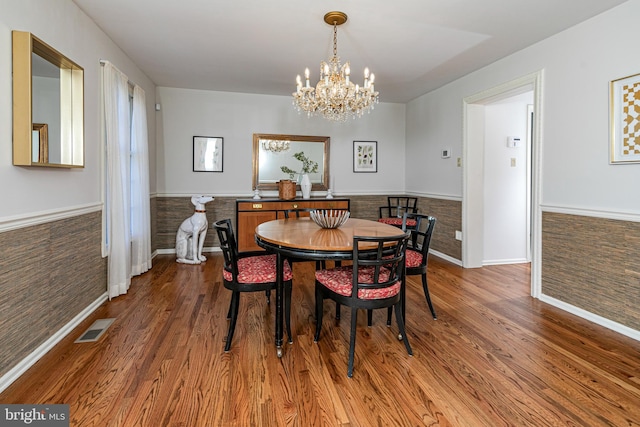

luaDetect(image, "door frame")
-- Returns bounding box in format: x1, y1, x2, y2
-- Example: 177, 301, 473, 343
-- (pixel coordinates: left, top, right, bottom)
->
462, 70, 544, 297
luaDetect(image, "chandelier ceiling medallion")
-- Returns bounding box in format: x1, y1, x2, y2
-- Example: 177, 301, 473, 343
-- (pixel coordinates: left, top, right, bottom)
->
292, 11, 379, 122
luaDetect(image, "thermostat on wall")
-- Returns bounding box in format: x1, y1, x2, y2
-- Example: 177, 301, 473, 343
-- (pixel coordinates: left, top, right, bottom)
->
441, 148, 451, 158
507, 136, 521, 148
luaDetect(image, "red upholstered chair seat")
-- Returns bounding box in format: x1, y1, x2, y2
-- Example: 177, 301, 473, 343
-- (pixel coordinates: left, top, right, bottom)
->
315, 266, 400, 300
377, 217, 417, 227
381, 248, 422, 268
405, 249, 423, 268
223, 254, 292, 283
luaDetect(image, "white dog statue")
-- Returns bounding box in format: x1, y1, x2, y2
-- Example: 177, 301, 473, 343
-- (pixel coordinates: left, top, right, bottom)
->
176, 195, 214, 264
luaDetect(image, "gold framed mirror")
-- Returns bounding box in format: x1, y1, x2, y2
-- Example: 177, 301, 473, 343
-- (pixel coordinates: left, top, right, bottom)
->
252, 133, 330, 191
12, 31, 84, 167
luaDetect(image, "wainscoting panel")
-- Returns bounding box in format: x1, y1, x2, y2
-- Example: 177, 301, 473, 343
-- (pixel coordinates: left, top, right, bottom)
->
0, 211, 107, 378
150, 196, 158, 253
542, 212, 640, 330
155, 196, 236, 251
346, 195, 388, 221
154, 194, 462, 261
417, 196, 462, 260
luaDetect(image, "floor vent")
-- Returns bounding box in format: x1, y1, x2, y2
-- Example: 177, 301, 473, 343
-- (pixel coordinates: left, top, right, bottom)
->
75, 318, 115, 343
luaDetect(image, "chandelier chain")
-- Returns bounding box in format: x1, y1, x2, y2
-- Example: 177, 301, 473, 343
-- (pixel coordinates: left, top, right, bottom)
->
333, 22, 338, 58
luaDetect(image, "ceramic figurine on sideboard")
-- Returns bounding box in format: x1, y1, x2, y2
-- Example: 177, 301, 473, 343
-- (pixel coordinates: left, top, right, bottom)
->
326, 176, 335, 199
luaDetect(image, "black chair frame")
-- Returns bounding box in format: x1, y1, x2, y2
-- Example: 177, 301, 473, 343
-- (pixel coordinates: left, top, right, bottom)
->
403, 212, 437, 319
314, 232, 412, 377
378, 196, 419, 222
213, 218, 293, 351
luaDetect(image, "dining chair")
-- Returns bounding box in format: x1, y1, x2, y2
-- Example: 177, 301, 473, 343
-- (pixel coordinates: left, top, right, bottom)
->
213, 218, 293, 351
383, 212, 437, 324
314, 232, 412, 377
282, 208, 313, 218
377, 196, 419, 229
403, 213, 437, 319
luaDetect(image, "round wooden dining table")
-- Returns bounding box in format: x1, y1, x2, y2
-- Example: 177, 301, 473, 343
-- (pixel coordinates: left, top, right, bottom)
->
255, 217, 406, 357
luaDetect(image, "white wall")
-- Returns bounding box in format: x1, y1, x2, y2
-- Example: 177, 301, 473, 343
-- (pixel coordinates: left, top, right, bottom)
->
0, 0, 156, 220
406, 0, 640, 216
483, 92, 533, 263
156, 87, 406, 197
405, 86, 467, 199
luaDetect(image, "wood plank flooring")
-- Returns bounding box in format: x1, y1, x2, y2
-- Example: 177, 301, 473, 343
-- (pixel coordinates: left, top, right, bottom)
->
2, 254, 640, 426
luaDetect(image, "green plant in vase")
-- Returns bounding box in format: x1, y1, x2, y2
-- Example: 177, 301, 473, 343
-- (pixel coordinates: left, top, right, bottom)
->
280, 151, 318, 180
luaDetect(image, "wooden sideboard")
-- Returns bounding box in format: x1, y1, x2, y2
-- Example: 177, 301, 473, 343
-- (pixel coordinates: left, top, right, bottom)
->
235, 198, 350, 251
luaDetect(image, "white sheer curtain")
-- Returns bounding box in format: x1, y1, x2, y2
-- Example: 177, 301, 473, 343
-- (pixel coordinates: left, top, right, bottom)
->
130, 85, 152, 276
102, 61, 151, 298
103, 62, 131, 299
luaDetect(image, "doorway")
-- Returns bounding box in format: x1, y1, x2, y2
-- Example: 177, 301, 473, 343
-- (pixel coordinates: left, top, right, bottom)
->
483, 91, 533, 264
462, 71, 543, 297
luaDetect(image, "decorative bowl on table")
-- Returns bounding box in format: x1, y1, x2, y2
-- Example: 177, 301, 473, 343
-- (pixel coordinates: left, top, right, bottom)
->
309, 209, 350, 229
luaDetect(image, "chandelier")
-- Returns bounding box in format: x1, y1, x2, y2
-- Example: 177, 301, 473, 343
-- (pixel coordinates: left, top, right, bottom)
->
292, 11, 379, 122
261, 139, 290, 153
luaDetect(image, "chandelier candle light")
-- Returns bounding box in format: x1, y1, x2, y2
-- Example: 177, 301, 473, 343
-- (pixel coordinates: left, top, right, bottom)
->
293, 11, 379, 122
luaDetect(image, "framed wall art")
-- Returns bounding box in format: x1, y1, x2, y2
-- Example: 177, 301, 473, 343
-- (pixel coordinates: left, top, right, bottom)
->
193, 136, 223, 172
353, 140, 377, 173
610, 72, 640, 164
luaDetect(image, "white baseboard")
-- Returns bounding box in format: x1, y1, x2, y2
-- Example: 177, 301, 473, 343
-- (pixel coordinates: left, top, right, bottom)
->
483, 258, 529, 266
156, 247, 221, 256
155, 248, 175, 255
0, 293, 108, 394
539, 294, 640, 342
430, 249, 462, 266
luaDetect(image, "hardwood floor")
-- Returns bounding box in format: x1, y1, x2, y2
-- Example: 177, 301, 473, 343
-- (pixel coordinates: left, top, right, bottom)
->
2, 254, 640, 426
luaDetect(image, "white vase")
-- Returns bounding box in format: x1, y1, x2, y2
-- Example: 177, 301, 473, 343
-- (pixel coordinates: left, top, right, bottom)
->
300, 173, 312, 199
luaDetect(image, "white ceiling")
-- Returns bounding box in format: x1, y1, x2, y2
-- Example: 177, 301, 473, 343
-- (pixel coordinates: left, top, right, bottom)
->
72, 0, 628, 103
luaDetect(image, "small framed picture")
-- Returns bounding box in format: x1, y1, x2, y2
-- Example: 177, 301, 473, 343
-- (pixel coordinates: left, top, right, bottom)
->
193, 136, 223, 172
610, 72, 640, 164
353, 140, 377, 173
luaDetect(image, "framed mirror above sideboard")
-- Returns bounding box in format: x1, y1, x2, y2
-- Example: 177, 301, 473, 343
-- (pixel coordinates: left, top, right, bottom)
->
252, 133, 330, 191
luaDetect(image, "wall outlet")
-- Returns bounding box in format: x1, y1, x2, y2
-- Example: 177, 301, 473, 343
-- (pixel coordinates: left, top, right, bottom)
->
457, 158, 462, 167
455, 230, 462, 241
